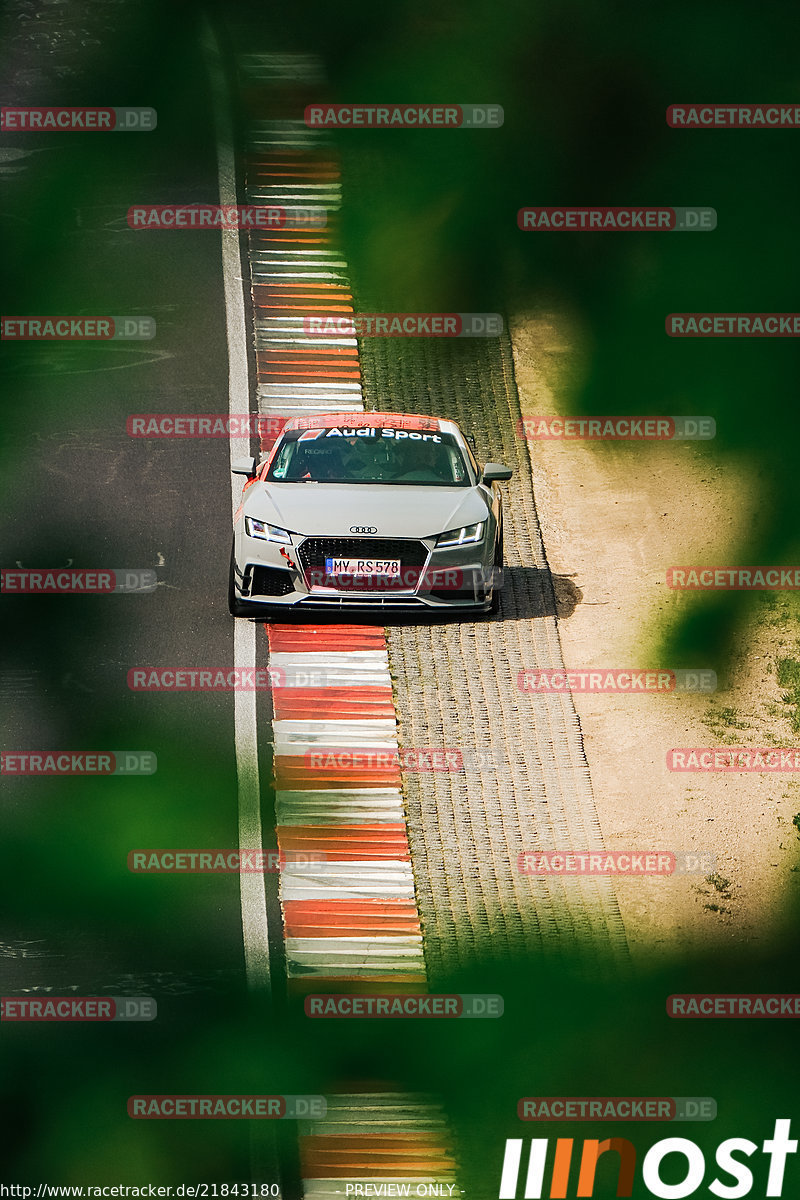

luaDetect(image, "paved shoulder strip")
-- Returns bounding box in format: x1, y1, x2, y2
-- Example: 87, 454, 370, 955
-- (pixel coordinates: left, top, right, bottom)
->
300, 1093, 458, 1198
268, 622, 425, 987
239, 55, 362, 441
357, 334, 629, 979
237, 52, 428, 991
232, 44, 458, 1198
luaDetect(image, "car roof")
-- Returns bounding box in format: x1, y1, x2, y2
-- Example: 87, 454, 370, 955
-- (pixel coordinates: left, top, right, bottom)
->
282, 412, 461, 436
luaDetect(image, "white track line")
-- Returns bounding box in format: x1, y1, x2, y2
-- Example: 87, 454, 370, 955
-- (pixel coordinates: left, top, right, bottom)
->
202, 17, 271, 997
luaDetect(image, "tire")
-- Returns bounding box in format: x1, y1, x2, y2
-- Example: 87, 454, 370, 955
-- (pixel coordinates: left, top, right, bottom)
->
489, 526, 503, 614
228, 538, 253, 618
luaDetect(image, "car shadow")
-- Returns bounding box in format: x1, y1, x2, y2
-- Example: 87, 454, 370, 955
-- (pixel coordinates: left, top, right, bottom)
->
501, 566, 584, 622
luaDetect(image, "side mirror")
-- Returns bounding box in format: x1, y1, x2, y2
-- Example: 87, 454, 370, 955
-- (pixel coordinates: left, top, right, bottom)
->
231, 456, 257, 477
482, 463, 513, 483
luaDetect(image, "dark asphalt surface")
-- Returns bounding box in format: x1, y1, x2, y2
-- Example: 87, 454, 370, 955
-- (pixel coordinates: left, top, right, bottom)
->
0, 1, 280, 1183
0, 2, 240, 994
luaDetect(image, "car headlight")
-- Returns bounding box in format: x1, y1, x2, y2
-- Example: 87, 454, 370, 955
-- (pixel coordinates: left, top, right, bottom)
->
435, 522, 485, 548
245, 517, 292, 544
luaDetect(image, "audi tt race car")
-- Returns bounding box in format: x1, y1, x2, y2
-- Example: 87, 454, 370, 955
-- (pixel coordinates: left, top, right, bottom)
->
228, 412, 512, 617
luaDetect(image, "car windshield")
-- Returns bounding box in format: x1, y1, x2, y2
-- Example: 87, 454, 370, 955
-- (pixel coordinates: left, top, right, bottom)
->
266, 426, 471, 486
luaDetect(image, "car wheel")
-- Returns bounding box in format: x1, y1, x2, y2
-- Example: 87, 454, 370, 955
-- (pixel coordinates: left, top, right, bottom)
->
489, 526, 503, 614
228, 538, 252, 618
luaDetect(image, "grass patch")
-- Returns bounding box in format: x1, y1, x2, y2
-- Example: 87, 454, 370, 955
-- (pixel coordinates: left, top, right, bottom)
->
702, 705, 750, 741
776, 656, 800, 732
695, 872, 734, 915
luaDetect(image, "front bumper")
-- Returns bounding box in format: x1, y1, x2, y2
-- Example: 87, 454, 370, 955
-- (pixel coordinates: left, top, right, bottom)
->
232, 530, 497, 611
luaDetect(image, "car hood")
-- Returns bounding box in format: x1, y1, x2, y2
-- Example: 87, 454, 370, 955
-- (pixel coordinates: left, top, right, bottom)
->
243, 483, 490, 538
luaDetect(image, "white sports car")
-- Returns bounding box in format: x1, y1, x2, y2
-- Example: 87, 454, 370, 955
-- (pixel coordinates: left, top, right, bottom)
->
228, 412, 512, 617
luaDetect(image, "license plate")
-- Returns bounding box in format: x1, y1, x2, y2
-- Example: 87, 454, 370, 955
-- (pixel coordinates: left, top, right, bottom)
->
325, 557, 401, 578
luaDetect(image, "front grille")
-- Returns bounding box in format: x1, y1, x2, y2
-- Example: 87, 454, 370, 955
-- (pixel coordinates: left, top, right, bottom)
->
249, 565, 295, 597
297, 537, 428, 590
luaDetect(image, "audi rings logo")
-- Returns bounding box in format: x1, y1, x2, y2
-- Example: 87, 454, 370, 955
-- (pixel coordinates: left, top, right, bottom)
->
350, 526, 377, 534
